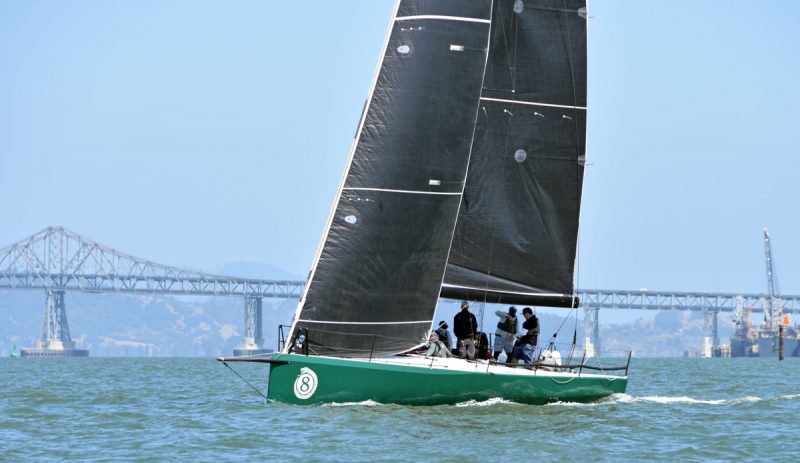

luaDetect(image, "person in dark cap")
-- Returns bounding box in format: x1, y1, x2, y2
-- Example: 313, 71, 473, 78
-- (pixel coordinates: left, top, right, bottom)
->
453, 300, 478, 360
493, 306, 519, 362
434, 320, 452, 351
511, 307, 539, 366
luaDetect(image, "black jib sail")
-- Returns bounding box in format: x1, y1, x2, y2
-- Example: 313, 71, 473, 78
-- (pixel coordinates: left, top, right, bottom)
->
288, 1, 494, 357
441, 0, 587, 309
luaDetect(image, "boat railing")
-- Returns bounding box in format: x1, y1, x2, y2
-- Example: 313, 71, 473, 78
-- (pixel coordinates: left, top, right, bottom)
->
282, 326, 428, 358
281, 327, 632, 376
277, 324, 290, 352
484, 341, 632, 377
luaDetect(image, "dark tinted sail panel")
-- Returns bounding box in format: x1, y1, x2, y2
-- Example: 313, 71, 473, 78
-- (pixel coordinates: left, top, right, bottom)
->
291, 0, 492, 358
397, 1, 492, 20
482, 0, 587, 106
346, 19, 492, 193
443, 0, 587, 307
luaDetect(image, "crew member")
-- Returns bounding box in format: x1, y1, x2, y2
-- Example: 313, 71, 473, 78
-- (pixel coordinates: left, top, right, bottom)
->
511, 307, 539, 366
424, 332, 452, 358
434, 321, 452, 350
493, 306, 519, 362
453, 300, 478, 360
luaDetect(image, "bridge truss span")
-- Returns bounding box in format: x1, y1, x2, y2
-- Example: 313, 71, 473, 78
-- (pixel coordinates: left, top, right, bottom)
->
578, 289, 800, 314
0, 226, 304, 298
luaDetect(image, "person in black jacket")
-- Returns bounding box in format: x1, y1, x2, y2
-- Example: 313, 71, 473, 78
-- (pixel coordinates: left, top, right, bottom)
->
453, 301, 478, 360
511, 307, 539, 366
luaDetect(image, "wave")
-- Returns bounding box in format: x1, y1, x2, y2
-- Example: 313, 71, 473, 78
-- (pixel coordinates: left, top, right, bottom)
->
455, 397, 516, 407
322, 400, 383, 407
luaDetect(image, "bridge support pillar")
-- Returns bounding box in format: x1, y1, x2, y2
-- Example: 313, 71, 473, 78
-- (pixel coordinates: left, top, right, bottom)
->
702, 309, 719, 358
21, 289, 88, 357
233, 296, 271, 356
583, 306, 600, 358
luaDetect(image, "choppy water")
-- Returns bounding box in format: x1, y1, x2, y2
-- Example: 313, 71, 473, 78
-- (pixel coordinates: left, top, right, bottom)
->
2, 357, 799, 462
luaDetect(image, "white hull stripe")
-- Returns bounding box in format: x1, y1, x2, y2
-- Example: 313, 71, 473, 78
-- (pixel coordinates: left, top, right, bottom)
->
344, 187, 461, 196
396, 15, 491, 24
441, 283, 569, 298
298, 319, 431, 325
480, 97, 587, 110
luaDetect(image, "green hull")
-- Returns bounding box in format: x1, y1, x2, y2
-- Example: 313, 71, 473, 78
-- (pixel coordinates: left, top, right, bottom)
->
267, 354, 627, 405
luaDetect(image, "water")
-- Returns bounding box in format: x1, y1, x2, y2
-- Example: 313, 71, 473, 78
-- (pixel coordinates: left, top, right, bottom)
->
2, 358, 798, 462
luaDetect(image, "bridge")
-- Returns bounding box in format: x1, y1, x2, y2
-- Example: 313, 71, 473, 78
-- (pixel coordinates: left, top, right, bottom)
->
578, 289, 800, 357
2, 227, 797, 357
0, 226, 303, 356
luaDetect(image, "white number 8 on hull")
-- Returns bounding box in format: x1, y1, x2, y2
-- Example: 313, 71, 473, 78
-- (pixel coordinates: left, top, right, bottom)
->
293, 367, 319, 399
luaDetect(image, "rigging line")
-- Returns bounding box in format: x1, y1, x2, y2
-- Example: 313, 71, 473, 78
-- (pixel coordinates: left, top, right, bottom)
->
477, 3, 522, 308
549, 306, 577, 343
221, 361, 268, 402
497, 2, 515, 89
512, 1, 519, 94
478, 107, 509, 307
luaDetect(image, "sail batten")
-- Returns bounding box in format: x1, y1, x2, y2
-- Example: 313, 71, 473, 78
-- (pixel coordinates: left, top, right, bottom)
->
298, 320, 432, 326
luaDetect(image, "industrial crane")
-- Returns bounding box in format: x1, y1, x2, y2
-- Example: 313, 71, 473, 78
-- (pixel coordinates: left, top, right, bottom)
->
729, 228, 781, 356
763, 228, 783, 332
764, 228, 780, 300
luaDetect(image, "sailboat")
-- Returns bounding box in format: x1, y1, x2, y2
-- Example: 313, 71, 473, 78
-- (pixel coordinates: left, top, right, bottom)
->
221, 0, 629, 405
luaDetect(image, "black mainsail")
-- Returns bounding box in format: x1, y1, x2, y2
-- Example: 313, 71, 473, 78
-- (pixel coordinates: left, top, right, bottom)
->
441, 0, 587, 308
289, 1, 494, 357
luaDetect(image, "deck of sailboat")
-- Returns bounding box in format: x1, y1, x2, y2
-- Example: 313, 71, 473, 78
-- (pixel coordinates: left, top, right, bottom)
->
364, 354, 627, 380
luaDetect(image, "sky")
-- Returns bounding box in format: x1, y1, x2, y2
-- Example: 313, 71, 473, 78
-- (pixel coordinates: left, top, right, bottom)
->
1, 0, 798, 297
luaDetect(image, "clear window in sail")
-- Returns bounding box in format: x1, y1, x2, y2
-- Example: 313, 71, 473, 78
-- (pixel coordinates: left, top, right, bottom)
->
514, 149, 527, 163
396, 44, 410, 54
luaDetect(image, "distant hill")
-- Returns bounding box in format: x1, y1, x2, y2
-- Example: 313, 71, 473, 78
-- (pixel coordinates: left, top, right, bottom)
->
0, 290, 298, 357
210, 262, 303, 281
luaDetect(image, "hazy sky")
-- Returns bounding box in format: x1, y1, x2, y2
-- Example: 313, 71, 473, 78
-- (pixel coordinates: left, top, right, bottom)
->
1, 0, 798, 296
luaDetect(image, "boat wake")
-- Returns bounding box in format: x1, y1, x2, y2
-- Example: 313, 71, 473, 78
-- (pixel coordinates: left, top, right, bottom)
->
612, 394, 758, 405
546, 393, 800, 407
314, 394, 800, 408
